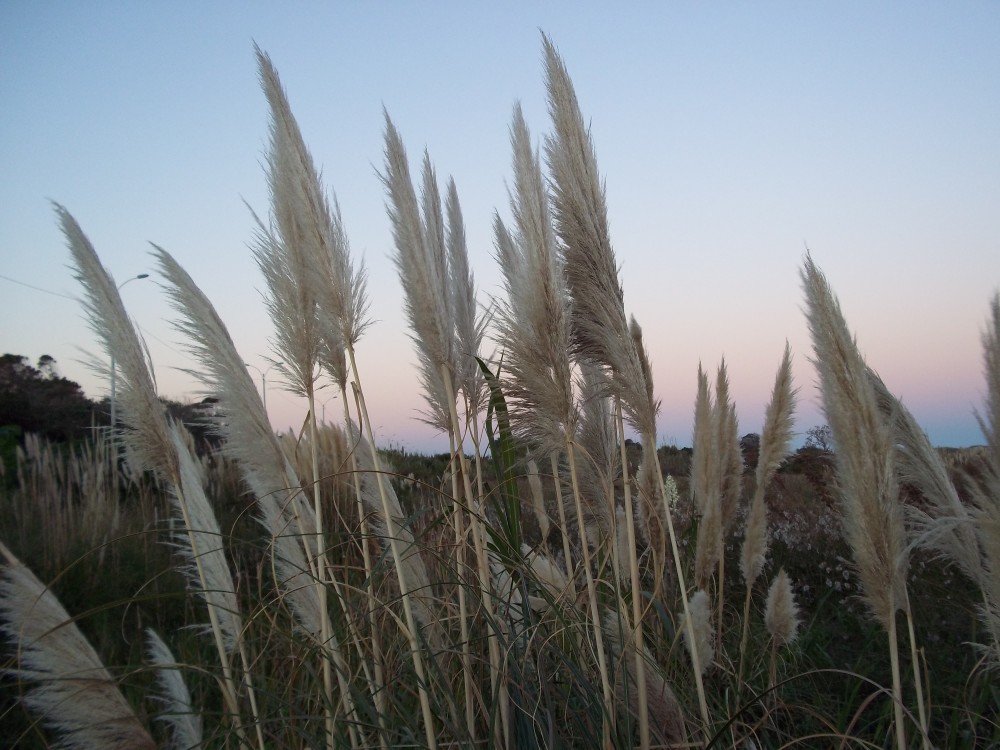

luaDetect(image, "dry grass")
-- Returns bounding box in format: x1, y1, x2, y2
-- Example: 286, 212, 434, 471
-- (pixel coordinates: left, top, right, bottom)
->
0, 35, 997, 750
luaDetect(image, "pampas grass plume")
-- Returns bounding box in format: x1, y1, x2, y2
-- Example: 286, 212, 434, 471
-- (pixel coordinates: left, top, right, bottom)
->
684, 590, 715, 675
741, 344, 796, 587
0, 543, 156, 750
764, 569, 800, 648
801, 255, 908, 629
147, 628, 203, 750
495, 104, 576, 455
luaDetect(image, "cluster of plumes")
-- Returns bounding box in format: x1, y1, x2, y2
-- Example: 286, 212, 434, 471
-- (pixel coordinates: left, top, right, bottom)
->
692, 360, 745, 589
60, 209, 247, 650
252, 46, 370, 399
493, 36, 670, 573
382, 116, 487, 432
13, 32, 1000, 750
59, 208, 266, 745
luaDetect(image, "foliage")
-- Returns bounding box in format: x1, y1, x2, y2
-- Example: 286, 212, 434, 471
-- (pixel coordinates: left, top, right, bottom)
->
0, 354, 101, 443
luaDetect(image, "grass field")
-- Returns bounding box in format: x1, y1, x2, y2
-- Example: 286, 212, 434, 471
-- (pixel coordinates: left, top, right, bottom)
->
1, 35, 998, 749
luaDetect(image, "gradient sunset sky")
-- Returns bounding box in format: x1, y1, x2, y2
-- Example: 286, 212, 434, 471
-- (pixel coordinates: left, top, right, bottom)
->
2, 2, 997, 453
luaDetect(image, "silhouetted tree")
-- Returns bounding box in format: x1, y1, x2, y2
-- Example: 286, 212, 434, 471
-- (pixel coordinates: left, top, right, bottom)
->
740, 432, 761, 472
804, 424, 834, 453
0, 354, 101, 442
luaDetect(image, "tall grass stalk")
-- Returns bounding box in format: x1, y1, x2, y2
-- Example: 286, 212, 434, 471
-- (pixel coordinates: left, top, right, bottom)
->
802, 254, 911, 750
383, 115, 508, 746
542, 32, 707, 737
255, 47, 373, 747
60, 206, 259, 747
614, 394, 649, 749
737, 343, 796, 698
444, 175, 508, 745
340, 389, 390, 750
346, 348, 439, 749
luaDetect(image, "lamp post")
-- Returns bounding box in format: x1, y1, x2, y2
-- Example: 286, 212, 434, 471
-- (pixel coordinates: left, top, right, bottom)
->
320, 394, 337, 424
245, 361, 283, 415
109, 273, 150, 436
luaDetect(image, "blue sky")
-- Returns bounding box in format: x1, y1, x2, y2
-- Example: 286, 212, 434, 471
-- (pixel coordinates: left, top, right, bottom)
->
2, 2, 998, 452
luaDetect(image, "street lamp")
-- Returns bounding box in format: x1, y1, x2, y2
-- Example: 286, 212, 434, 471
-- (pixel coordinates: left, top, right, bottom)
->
109, 273, 150, 436
245, 361, 283, 414
319, 394, 337, 424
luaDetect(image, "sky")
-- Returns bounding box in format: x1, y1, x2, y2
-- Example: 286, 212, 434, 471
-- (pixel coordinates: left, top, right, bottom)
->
2, 2, 998, 454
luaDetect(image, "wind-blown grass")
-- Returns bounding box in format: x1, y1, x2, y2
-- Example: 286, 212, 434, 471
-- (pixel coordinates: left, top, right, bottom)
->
1, 34, 997, 750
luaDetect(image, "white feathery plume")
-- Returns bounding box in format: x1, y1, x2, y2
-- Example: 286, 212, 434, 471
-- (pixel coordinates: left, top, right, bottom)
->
57, 204, 173, 477
146, 628, 203, 750
60, 208, 256, 744
741, 344, 797, 588
802, 255, 908, 629
446, 178, 487, 417
167, 422, 242, 653
683, 590, 715, 676
0, 542, 156, 750
494, 103, 577, 456
255, 46, 370, 357
764, 569, 800, 648
542, 34, 658, 438
715, 359, 744, 539
248, 203, 318, 400
382, 115, 455, 431
155, 246, 323, 640
802, 254, 911, 749
690, 365, 714, 514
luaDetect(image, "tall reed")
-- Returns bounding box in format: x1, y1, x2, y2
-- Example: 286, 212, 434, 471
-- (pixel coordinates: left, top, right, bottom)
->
59, 205, 262, 748
737, 343, 796, 695
801, 254, 914, 750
